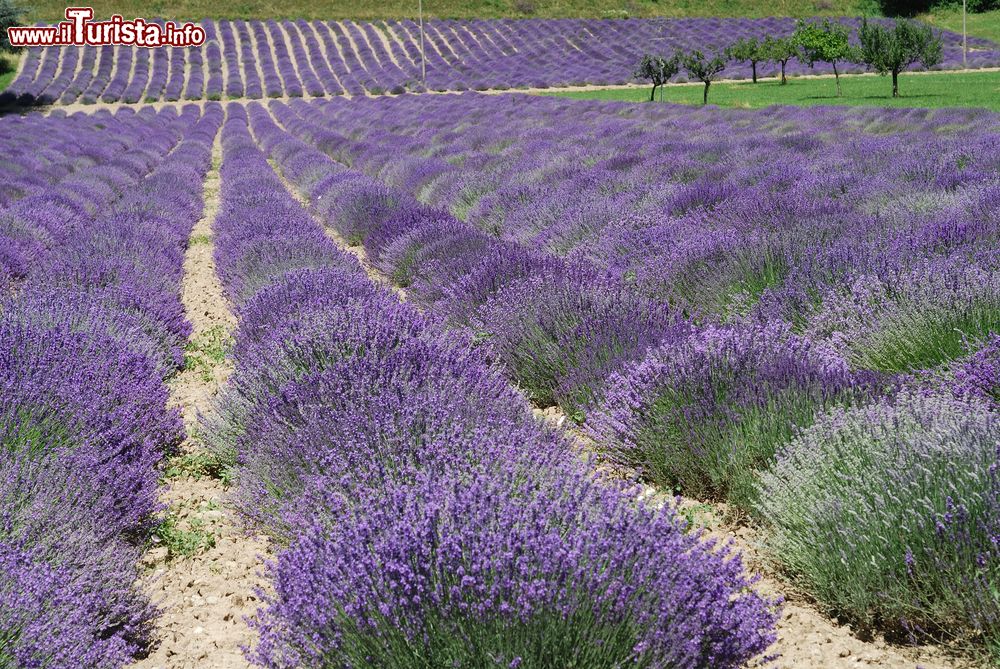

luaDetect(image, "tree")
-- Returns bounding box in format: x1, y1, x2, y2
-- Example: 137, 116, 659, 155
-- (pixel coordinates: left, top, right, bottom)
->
762, 35, 797, 85
633, 53, 681, 102
681, 50, 728, 105
726, 37, 766, 84
793, 19, 854, 97
0, 0, 23, 57
856, 18, 943, 98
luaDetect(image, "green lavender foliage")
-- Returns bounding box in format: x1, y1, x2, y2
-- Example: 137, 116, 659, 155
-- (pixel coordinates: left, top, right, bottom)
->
758, 392, 1000, 646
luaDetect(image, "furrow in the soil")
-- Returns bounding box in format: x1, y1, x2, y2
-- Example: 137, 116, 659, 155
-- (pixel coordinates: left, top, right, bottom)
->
132, 130, 268, 669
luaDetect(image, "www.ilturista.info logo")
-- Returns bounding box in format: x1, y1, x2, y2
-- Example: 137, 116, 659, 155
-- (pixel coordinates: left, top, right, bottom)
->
7, 7, 206, 47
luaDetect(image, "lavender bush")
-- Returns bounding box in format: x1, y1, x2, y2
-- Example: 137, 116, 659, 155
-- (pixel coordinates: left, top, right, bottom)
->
252, 465, 777, 669
952, 334, 1000, 409
0, 103, 220, 665
758, 392, 1000, 646
0, 540, 153, 668
212, 100, 780, 668
259, 94, 1000, 658
591, 322, 877, 505
472, 272, 687, 416
842, 261, 1000, 373
231, 330, 551, 537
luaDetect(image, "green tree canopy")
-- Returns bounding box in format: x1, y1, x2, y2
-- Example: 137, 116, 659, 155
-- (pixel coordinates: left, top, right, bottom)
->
726, 37, 766, 84
0, 0, 24, 54
856, 18, 943, 97
793, 19, 855, 96
762, 35, 798, 85
681, 49, 728, 105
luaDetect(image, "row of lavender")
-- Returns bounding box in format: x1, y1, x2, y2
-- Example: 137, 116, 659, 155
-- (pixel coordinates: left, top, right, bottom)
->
0, 104, 219, 666
267, 94, 1000, 654
3, 17, 998, 106
204, 101, 778, 667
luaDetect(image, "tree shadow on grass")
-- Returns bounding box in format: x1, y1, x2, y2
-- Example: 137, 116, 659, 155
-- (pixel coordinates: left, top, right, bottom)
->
800, 93, 947, 102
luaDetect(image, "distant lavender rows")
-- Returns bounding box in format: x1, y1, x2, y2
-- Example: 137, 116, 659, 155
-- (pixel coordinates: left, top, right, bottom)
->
2, 16, 998, 106
0, 105, 218, 665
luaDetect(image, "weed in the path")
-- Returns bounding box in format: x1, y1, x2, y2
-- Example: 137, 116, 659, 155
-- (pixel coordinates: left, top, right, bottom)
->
183, 325, 232, 382
151, 507, 218, 559
162, 451, 232, 484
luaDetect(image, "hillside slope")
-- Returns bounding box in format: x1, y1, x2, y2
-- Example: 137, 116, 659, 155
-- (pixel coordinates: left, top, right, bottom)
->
26, 0, 873, 23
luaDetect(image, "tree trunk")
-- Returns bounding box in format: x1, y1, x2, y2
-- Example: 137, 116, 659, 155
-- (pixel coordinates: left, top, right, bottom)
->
650, 84, 656, 102
703, 81, 710, 105
752, 61, 757, 83
833, 62, 841, 97
892, 70, 899, 98
780, 60, 787, 85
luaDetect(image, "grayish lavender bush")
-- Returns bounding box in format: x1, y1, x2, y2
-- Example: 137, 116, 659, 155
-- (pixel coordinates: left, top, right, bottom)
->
758, 392, 1000, 646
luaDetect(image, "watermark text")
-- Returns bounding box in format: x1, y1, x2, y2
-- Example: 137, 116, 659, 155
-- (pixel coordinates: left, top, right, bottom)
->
7, 8, 206, 47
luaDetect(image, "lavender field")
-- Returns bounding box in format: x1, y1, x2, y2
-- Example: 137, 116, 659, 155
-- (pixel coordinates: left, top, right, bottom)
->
1, 16, 999, 106
246, 95, 1000, 661
1, 18, 999, 668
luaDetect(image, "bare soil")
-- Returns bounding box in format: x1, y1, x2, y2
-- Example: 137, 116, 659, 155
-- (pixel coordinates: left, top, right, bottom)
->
132, 133, 269, 669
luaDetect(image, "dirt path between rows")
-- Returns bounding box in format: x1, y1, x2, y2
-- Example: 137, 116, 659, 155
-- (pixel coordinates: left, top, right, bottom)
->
132, 131, 268, 669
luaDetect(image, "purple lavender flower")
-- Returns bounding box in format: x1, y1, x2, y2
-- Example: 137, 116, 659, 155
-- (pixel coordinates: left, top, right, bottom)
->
251, 463, 778, 669
952, 335, 1000, 409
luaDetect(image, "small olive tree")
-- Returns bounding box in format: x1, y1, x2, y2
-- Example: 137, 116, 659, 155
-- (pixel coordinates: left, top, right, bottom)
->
793, 19, 854, 97
762, 35, 797, 85
681, 49, 728, 105
633, 53, 681, 102
856, 18, 943, 98
726, 37, 766, 84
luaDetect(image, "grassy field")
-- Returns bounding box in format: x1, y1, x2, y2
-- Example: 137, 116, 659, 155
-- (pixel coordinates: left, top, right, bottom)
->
546, 69, 1000, 112
921, 7, 1000, 45
24, 0, 872, 23
0, 54, 19, 94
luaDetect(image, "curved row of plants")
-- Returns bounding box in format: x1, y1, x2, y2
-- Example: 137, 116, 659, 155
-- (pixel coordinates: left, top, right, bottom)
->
0, 104, 221, 666
268, 94, 1000, 658
0, 111, 128, 222
203, 101, 778, 668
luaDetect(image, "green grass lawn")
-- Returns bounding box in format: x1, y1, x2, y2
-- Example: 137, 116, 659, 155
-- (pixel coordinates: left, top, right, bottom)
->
545, 69, 1000, 112
24, 0, 871, 24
